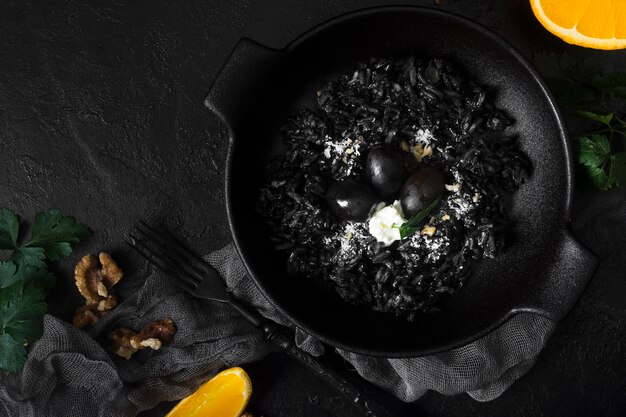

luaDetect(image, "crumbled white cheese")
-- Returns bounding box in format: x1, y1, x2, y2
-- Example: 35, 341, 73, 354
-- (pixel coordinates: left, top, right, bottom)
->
414, 128, 435, 146
341, 222, 357, 253
424, 236, 450, 263
452, 169, 464, 184
324, 222, 369, 261
445, 183, 460, 193
449, 194, 472, 216
323, 135, 362, 176
472, 192, 481, 203
368, 200, 406, 246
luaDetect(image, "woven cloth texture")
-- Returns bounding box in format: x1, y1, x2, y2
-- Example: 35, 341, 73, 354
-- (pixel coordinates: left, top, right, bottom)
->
1, 188, 620, 416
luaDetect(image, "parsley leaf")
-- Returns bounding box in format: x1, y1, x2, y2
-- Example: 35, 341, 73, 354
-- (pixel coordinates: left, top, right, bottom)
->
609, 152, 626, 186
0, 281, 47, 371
581, 161, 610, 190
395, 198, 440, 239
0, 261, 20, 289
0, 208, 19, 250
533, 53, 626, 190
577, 135, 626, 190
0, 282, 47, 339
27, 210, 91, 260
0, 208, 90, 372
11, 247, 47, 281
578, 134, 610, 168
576, 111, 613, 126
0, 334, 26, 372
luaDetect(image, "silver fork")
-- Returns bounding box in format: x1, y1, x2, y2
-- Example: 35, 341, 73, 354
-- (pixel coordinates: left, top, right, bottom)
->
125, 221, 400, 417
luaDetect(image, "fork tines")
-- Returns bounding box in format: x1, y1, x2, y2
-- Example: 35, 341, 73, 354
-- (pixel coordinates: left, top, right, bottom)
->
125, 222, 207, 293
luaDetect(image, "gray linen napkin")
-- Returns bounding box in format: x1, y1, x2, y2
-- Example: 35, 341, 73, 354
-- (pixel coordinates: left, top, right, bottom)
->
4, 187, 620, 416
0, 243, 554, 416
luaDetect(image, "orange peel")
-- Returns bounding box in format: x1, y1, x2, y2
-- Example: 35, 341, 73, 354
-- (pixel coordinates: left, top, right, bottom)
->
166, 367, 252, 417
530, 0, 626, 50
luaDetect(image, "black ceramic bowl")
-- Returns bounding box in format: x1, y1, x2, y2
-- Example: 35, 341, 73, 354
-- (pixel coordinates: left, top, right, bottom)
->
205, 6, 596, 357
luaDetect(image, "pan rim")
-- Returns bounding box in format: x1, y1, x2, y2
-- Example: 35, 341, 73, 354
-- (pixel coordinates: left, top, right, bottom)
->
223, 5, 575, 357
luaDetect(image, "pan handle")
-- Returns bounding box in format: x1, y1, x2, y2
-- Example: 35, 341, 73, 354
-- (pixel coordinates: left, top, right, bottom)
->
204, 38, 285, 130
520, 229, 597, 320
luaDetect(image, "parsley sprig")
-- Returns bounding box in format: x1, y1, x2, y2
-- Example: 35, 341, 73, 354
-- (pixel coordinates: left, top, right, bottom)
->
0, 209, 89, 372
533, 53, 626, 189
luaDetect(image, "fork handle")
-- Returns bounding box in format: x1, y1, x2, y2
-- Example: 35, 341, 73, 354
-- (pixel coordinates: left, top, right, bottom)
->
227, 297, 398, 417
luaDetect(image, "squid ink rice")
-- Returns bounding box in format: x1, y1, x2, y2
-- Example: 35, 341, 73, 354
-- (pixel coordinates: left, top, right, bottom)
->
256, 56, 530, 320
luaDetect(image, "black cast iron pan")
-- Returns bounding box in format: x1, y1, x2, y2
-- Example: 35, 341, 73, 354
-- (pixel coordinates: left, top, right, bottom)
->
205, 6, 597, 357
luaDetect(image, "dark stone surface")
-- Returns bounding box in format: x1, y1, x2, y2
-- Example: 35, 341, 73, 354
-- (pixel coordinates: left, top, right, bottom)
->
1, 0, 625, 416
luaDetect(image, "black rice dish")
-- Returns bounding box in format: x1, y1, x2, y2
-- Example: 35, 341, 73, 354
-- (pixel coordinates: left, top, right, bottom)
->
257, 57, 530, 320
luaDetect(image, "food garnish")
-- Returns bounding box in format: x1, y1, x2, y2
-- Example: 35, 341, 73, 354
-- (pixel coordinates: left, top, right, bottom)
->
73, 295, 118, 328
325, 180, 378, 222
365, 147, 407, 199
368, 201, 406, 246
107, 318, 176, 359
530, 0, 626, 50
420, 225, 437, 236
107, 327, 137, 360
533, 53, 626, 189
0, 208, 90, 372
165, 367, 252, 417
73, 252, 123, 328
74, 253, 123, 303
394, 198, 440, 239
400, 165, 445, 218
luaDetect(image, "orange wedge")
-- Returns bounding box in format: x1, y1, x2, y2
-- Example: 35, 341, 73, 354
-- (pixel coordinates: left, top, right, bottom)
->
530, 0, 626, 50
165, 367, 252, 417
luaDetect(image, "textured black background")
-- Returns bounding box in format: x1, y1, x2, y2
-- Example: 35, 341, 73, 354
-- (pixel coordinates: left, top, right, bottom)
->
1, 0, 626, 416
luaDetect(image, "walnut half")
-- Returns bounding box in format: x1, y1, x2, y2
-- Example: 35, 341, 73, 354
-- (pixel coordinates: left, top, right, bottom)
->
107, 327, 137, 360
130, 319, 176, 350
73, 252, 123, 328
73, 295, 118, 329
107, 319, 176, 360
75, 253, 124, 304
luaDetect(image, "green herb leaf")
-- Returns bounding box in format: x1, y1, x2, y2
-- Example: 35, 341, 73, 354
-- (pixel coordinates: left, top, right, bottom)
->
0, 208, 19, 250
533, 53, 626, 191
576, 136, 626, 190
1, 261, 57, 290
608, 152, 626, 187
576, 110, 613, 126
27, 210, 90, 260
0, 281, 47, 353
591, 73, 626, 99
396, 198, 440, 239
0, 261, 20, 289
578, 134, 610, 168
11, 247, 47, 281
0, 333, 26, 372
0, 208, 90, 372
582, 162, 611, 190
28, 269, 57, 290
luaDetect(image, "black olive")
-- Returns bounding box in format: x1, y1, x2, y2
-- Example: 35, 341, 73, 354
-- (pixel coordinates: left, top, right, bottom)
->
326, 180, 378, 222
400, 166, 445, 218
365, 147, 407, 199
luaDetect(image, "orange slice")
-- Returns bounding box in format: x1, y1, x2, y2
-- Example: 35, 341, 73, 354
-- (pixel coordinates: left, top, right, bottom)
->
165, 367, 252, 417
530, 0, 626, 50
